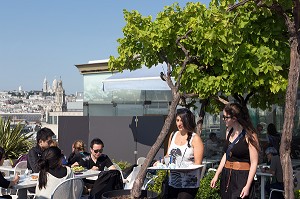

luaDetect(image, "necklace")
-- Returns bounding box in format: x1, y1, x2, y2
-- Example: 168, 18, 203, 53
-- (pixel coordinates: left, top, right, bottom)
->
178, 133, 187, 145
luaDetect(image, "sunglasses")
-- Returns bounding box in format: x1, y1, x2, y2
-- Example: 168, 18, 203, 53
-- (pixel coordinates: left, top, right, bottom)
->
222, 115, 232, 120
93, 149, 103, 153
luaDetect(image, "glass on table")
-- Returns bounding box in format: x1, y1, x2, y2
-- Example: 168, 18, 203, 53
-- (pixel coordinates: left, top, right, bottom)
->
164, 156, 170, 167
175, 156, 188, 168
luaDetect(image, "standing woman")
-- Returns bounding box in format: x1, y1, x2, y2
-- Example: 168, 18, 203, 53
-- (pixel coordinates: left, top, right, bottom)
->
35, 146, 74, 199
210, 103, 259, 199
166, 108, 204, 199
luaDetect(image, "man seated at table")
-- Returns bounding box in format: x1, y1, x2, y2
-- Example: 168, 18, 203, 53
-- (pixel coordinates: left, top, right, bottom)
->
82, 138, 116, 171
27, 127, 55, 173
81, 138, 116, 191
263, 147, 283, 199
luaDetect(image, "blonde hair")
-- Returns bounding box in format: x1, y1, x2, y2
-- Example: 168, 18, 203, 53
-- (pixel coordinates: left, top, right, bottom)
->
48, 140, 58, 147
73, 140, 85, 152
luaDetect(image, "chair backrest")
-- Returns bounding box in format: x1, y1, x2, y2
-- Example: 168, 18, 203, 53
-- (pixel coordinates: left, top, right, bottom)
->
124, 165, 141, 190
14, 161, 27, 175
89, 170, 123, 199
113, 163, 126, 183
137, 157, 146, 166
200, 164, 207, 181
50, 177, 84, 199
13, 154, 28, 167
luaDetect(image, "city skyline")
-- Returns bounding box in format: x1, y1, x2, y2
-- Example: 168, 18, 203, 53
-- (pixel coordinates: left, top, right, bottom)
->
0, 1, 209, 95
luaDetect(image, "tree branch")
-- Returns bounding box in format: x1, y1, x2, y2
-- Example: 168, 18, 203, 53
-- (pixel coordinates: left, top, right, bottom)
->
212, 95, 229, 105
227, 0, 252, 11
175, 29, 193, 91
157, 51, 176, 91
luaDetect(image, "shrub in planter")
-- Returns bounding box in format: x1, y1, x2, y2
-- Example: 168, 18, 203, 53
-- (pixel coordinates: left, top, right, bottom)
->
148, 170, 221, 199
295, 189, 300, 198
197, 170, 221, 199
147, 170, 167, 195
0, 118, 33, 163
112, 159, 131, 170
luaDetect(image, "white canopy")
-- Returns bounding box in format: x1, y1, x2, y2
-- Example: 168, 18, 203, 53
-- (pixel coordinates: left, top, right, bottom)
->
102, 64, 174, 91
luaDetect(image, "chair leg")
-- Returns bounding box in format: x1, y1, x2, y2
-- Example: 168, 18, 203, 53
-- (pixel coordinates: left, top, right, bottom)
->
269, 189, 284, 199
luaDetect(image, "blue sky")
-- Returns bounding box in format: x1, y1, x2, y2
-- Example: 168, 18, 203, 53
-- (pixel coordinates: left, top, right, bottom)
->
0, 1, 209, 94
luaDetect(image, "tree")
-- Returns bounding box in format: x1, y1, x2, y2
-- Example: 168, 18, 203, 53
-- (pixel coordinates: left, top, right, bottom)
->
109, 2, 291, 197
226, 0, 299, 197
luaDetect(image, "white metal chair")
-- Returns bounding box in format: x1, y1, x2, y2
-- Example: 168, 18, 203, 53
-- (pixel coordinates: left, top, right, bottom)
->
14, 161, 27, 175
50, 177, 84, 199
200, 164, 207, 181
3, 161, 28, 198
124, 165, 141, 190
137, 157, 146, 166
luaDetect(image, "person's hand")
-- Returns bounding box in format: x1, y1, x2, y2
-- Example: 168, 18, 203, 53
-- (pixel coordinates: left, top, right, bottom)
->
91, 166, 99, 171
12, 175, 20, 186
71, 162, 79, 167
210, 175, 218, 188
153, 160, 160, 167
240, 185, 250, 198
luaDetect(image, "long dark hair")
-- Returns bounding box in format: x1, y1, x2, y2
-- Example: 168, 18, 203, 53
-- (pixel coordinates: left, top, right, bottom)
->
38, 146, 63, 189
224, 103, 260, 151
176, 108, 196, 148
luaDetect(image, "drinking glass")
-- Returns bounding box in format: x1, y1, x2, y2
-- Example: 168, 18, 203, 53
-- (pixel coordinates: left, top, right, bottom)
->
175, 156, 187, 168
164, 156, 170, 167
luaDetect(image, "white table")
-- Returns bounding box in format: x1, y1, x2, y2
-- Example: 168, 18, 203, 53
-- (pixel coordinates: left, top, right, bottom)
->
12, 169, 100, 199
0, 166, 15, 176
202, 158, 221, 169
256, 169, 273, 199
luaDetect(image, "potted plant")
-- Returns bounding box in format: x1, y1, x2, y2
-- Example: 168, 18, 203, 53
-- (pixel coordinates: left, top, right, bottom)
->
0, 117, 33, 165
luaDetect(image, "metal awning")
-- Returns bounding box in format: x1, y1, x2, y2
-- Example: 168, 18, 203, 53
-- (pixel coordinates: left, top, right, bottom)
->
102, 64, 174, 91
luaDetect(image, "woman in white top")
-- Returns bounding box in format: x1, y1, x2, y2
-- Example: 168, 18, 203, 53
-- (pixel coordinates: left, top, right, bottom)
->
166, 108, 204, 199
35, 146, 74, 199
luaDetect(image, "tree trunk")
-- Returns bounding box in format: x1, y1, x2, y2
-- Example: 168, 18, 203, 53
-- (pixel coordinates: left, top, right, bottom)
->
131, 92, 181, 198
280, 37, 300, 199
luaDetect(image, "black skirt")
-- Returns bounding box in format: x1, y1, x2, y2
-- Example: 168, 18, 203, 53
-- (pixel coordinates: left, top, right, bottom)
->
220, 167, 255, 199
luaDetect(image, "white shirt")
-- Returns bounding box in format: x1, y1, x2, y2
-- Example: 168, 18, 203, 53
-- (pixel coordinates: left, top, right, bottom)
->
35, 166, 74, 199
167, 131, 201, 188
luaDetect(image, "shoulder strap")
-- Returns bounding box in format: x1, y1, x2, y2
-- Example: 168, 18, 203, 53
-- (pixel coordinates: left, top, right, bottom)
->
226, 128, 234, 141
226, 129, 246, 160
170, 131, 176, 142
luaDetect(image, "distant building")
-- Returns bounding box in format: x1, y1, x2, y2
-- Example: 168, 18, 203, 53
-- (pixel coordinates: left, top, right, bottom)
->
53, 79, 66, 112
43, 77, 48, 93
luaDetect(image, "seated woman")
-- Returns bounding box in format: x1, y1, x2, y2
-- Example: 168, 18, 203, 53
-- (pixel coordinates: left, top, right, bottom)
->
67, 140, 90, 167
0, 147, 19, 199
48, 140, 67, 165
35, 146, 74, 199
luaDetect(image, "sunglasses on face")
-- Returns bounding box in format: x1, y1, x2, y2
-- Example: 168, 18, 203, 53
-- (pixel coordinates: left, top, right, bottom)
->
93, 149, 103, 153
222, 115, 232, 120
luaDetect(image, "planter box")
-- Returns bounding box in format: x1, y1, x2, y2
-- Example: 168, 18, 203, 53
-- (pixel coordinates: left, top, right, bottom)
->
102, 190, 159, 199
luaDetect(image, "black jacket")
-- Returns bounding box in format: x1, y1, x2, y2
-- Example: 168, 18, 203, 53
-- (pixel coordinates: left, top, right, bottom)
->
27, 145, 43, 173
